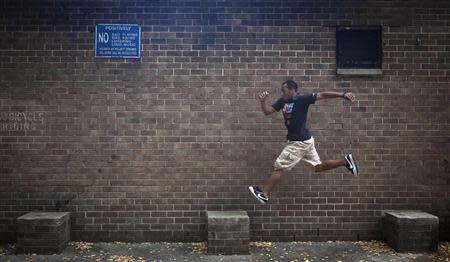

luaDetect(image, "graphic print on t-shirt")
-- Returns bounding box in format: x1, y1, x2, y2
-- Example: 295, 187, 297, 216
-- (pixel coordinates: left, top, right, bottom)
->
271, 92, 317, 141
282, 102, 294, 126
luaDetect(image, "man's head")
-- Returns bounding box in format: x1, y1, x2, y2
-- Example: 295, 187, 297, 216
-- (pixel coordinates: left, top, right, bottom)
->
281, 80, 298, 101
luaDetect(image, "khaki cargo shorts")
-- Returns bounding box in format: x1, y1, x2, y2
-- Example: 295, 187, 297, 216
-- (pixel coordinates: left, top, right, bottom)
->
273, 136, 322, 172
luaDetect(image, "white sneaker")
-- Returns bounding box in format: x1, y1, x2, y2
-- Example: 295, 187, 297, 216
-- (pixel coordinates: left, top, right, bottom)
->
345, 154, 359, 176
248, 186, 268, 204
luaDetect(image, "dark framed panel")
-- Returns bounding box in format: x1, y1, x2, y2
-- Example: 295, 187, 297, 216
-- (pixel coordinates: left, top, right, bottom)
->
336, 26, 382, 69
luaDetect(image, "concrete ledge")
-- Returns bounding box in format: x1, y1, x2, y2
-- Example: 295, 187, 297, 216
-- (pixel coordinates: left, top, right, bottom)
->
337, 68, 382, 75
207, 211, 249, 255
17, 212, 70, 254
382, 210, 438, 252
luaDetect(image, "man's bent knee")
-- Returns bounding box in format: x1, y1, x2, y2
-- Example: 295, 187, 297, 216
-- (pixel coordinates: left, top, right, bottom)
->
314, 164, 323, 172
273, 167, 285, 174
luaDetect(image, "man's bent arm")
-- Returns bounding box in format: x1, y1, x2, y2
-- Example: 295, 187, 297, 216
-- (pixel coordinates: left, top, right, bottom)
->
261, 100, 276, 115
316, 91, 356, 102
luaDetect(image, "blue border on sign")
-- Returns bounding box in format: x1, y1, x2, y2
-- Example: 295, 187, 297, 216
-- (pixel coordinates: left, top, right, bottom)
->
95, 24, 141, 58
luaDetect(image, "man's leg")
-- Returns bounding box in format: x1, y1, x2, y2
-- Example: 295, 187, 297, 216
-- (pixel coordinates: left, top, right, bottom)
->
312, 154, 359, 176
262, 158, 347, 196
262, 169, 283, 197
248, 142, 303, 203
301, 137, 358, 175
314, 159, 346, 172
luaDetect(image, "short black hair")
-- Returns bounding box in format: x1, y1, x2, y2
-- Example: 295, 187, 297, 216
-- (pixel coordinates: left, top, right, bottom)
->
282, 80, 298, 91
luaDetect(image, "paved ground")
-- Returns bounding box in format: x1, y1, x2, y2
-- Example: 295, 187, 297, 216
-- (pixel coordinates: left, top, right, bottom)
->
0, 241, 449, 262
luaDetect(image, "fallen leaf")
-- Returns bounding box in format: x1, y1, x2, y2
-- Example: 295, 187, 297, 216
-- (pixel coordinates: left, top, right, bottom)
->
356, 241, 394, 254
249, 241, 273, 248
191, 242, 207, 253
70, 241, 94, 252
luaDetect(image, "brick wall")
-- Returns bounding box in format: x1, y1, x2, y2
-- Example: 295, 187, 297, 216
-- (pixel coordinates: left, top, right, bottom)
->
0, 0, 449, 243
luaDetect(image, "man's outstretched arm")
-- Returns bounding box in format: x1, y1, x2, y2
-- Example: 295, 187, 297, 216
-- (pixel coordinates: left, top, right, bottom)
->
259, 91, 276, 115
316, 91, 356, 102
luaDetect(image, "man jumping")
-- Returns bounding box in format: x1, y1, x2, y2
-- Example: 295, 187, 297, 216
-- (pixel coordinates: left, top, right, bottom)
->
248, 80, 359, 204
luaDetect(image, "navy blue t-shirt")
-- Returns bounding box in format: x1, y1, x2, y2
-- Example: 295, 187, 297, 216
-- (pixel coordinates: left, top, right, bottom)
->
271, 92, 317, 141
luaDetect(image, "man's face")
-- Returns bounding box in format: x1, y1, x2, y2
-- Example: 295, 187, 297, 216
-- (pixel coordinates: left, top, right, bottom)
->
281, 84, 296, 101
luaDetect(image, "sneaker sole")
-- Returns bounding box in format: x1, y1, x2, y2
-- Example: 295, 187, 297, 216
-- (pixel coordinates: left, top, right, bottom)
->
346, 154, 358, 176
248, 186, 267, 204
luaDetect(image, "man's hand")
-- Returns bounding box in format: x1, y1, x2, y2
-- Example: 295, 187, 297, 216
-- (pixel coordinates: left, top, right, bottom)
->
259, 90, 276, 115
259, 90, 269, 102
343, 92, 356, 103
